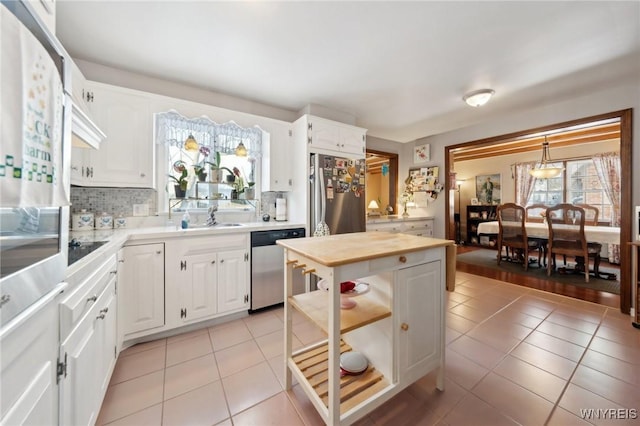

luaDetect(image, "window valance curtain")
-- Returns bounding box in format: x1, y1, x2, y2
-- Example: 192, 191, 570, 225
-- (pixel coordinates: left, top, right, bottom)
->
155, 110, 262, 157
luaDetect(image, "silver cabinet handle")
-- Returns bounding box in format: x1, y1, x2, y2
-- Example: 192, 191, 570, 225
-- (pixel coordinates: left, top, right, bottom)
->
99, 307, 109, 314
87, 295, 97, 303
156, 250, 162, 254
96, 314, 105, 320
220, 259, 224, 263
140, 172, 146, 178
211, 260, 216, 264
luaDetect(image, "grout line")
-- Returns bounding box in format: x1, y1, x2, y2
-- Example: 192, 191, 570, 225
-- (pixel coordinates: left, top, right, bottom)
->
542, 309, 607, 426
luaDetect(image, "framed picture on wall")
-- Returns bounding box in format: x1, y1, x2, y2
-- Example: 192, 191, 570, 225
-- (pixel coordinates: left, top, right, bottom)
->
470, 197, 479, 206
475, 173, 501, 205
414, 144, 430, 163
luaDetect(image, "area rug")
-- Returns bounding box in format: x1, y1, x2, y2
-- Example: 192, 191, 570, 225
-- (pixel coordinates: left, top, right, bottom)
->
457, 248, 620, 295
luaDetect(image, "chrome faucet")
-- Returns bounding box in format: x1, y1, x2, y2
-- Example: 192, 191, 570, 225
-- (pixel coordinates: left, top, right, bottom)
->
206, 205, 218, 226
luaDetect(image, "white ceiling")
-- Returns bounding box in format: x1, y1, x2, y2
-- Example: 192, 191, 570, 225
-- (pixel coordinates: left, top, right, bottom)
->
55, 1, 640, 142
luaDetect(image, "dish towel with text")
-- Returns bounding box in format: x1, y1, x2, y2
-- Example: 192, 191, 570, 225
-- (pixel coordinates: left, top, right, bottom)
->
0, 6, 69, 208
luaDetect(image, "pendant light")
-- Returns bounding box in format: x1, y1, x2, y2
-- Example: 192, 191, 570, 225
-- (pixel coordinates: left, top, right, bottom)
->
235, 141, 247, 157
184, 133, 198, 151
529, 137, 563, 178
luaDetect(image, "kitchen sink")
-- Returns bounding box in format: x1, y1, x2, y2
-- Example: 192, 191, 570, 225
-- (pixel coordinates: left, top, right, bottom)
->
216, 223, 245, 227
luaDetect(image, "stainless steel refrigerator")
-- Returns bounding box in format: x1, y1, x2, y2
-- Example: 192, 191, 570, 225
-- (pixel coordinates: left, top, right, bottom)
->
310, 153, 366, 236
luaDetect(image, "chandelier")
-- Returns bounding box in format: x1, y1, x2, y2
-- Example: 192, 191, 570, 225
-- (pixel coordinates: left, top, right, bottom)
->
529, 137, 563, 179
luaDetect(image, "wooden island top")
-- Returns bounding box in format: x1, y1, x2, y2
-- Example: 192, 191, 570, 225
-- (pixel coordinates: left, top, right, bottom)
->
276, 231, 454, 267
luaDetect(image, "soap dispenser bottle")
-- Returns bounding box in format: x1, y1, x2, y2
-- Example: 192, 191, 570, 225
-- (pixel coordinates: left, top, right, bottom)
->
181, 211, 190, 229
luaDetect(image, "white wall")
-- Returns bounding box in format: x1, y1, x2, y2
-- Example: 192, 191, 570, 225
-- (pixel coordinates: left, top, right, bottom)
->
407, 82, 640, 239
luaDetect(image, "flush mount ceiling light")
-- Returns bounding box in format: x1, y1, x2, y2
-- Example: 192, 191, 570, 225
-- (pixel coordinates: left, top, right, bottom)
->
462, 89, 495, 107
529, 137, 563, 179
235, 141, 247, 157
184, 133, 198, 151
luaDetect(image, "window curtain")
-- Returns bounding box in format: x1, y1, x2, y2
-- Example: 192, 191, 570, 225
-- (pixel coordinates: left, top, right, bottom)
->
155, 110, 263, 157
592, 151, 621, 264
514, 161, 538, 206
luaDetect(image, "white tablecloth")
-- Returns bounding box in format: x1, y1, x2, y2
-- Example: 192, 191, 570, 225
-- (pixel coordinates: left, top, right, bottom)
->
477, 221, 620, 244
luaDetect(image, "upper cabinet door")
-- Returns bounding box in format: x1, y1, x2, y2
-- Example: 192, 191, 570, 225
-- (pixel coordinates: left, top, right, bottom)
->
262, 122, 293, 192
305, 115, 367, 158
85, 83, 154, 188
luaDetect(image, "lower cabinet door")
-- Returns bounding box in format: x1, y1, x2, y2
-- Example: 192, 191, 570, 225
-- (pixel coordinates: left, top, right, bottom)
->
181, 253, 218, 322
0, 293, 59, 426
59, 281, 115, 426
396, 260, 442, 385
217, 249, 248, 313
120, 244, 165, 335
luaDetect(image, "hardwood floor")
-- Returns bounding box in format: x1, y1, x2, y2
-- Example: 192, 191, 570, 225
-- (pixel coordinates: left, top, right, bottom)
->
456, 245, 621, 309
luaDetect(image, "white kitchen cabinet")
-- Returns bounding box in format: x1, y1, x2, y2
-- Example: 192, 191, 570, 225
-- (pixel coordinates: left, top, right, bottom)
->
0, 283, 65, 426
367, 218, 434, 237
281, 232, 447, 425
71, 82, 154, 188
396, 261, 442, 384
69, 59, 105, 150
165, 234, 249, 327
59, 254, 118, 426
262, 123, 294, 191
119, 244, 165, 337
297, 114, 367, 157
217, 249, 249, 312
178, 251, 219, 323
59, 278, 116, 426
401, 219, 434, 237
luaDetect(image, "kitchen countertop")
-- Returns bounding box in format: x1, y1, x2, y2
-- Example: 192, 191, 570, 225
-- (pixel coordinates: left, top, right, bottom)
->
66, 220, 306, 277
277, 231, 452, 267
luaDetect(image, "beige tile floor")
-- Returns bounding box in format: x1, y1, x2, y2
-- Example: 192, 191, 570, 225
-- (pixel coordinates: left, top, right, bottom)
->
97, 272, 640, 425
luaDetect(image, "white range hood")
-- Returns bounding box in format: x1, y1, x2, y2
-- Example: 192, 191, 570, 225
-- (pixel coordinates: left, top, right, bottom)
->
71, 99, 105, 149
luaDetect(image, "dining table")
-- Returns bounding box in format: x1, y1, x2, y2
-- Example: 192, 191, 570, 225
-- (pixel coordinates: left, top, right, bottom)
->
476, 221, 621, 244
477, 221, 620, 279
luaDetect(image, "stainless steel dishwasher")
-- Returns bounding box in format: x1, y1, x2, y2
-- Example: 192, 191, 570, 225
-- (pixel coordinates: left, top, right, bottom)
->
250, 228, 305, 312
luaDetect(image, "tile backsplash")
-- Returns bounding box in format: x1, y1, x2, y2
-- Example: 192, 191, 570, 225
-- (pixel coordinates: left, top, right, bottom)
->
70, 187, 157, 216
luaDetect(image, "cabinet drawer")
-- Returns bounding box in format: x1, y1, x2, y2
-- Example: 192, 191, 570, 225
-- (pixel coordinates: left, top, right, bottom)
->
60, 254, 117, 339
369, 250, 428, 273
367, 223, 401, 233
403, 220, 434, 237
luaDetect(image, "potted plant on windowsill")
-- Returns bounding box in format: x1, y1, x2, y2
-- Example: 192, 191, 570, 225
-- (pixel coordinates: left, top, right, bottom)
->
230, 167, 245, 199
205, 151, 234, 183
168, 160, 189, 198
245, 181, 256, 200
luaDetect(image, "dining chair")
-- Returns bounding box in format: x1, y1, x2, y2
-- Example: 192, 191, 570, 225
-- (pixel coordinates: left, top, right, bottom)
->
497, 203, 540, 271
575, 203, 599, 225
546, 204, 601, 282
525, 204, 549, 266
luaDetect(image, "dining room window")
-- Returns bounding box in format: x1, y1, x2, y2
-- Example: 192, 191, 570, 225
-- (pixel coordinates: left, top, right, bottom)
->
527, 159, 613, 223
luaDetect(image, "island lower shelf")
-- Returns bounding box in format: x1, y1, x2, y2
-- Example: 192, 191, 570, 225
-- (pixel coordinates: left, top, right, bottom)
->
288, 289, 391, 334
290, 340, 390, 415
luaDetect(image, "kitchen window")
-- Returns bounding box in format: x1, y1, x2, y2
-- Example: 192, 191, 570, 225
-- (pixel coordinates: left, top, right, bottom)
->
154, 111, 263, 214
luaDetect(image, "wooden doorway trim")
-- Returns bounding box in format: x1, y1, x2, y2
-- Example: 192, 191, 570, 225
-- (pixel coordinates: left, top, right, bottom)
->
444, 109, 632, 313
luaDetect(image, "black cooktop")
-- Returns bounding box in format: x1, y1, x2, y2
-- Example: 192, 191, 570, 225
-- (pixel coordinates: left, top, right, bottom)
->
68, 241, 107, 266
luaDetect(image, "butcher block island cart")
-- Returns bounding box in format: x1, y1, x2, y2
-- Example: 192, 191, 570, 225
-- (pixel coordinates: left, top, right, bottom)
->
278, 231, 454, 425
